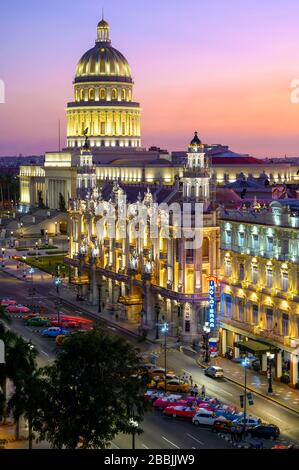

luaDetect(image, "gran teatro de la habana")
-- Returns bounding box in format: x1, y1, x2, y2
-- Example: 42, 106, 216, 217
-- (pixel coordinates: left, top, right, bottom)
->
19, 17, 299, 386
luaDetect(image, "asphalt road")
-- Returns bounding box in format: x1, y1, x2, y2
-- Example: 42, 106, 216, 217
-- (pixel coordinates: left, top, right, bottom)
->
1, 266, 298, 448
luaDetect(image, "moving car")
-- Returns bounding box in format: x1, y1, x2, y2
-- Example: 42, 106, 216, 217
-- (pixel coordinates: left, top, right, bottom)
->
249, 424, 280, 439
212, 417, 233, 433
6, 304, 30, 313
163, 405, 197, 420
50, 320, 79, 328
0, 299, 16, 307
204, 366, 224, 378
26, 316, 50, 327
42, 327, 69, 338
153, 395, 185, 410
157, 379, 189, 393
192, 409, 218, 426
233, 416, 261, 429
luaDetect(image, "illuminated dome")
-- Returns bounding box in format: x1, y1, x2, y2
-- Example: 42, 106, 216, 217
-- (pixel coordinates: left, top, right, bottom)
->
66, 17, 141, 149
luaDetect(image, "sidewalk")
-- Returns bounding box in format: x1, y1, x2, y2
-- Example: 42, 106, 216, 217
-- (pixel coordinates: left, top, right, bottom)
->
198, 355, 299, 414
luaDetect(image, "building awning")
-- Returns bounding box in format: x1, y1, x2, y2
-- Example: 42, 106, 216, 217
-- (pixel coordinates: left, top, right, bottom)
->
70, 276, 90, 286
234, 339, 279, 355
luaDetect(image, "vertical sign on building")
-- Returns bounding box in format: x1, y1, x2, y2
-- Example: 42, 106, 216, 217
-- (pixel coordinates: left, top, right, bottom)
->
207, 276, 217, 329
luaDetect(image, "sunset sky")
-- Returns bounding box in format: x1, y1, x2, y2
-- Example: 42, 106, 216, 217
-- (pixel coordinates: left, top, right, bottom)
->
1, 0, 299, 156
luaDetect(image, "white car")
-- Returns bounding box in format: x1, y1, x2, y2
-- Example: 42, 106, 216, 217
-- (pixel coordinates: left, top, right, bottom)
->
192, 409, 217, 426
233, 416, 261, 429
204, 366, 224, 378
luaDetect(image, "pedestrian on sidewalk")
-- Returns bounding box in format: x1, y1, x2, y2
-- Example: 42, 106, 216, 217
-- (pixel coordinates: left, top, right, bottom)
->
189, 385, 194, 397
201, 384, 206, 399
193, 384, 199, 398
236, 425, 243, 442
189, 374, 193, 387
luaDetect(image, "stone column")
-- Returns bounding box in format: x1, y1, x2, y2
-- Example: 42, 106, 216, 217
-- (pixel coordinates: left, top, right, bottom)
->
234, 333, 240, 359
261, 353, 268, 372
290, 353, 299, 386
275, 351, 282, 379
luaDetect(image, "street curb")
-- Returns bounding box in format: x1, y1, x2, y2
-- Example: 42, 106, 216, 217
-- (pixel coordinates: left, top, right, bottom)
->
196, 358, 299, 416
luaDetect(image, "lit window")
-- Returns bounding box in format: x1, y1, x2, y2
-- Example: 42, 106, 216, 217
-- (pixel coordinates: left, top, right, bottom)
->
100, 89, 106, 100
266, 268, 273, 288
80, 89, 84, 101
238, 300, 244, 322
281, 271, 288, 291
252, 264, 258, 284
267, 236, 273, 253
266, 308, 273, 330
282, 313, 289, 336
239, 263, 245, 281
112, 88, 117, 100
225, 230, 232, 246
225, 258, 231, 277
122, 89, 126, 100
252, 234, 259, 253
239, 232, 245, 247
252, 304, 258, 324
88, 88, 95, 101
225, 295, 232, 318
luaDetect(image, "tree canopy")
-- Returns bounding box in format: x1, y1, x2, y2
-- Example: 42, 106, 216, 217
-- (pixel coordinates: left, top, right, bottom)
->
32, 328, 149, 449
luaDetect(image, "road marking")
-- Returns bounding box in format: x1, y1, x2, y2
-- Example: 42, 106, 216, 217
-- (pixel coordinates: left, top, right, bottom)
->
142, 443, 149, 449
41, 350, 49, 357
110, 442, 119, 449
161, 436, 180, 449
219, 390, 233, 397
267, 413, 283, 423
187, 434, 204, 445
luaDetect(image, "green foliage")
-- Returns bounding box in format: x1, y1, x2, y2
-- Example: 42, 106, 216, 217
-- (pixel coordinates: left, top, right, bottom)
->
31, 328, 150, 449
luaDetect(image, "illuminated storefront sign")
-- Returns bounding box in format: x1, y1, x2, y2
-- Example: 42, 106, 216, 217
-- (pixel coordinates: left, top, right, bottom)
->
207, 275, 218, 329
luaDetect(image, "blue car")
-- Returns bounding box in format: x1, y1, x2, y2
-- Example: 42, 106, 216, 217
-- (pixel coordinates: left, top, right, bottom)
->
215, 410, 243, 421
42, 327, 69, 338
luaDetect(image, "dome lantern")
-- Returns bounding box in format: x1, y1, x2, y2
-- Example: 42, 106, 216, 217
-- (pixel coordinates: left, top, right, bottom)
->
97, 14, 110, 44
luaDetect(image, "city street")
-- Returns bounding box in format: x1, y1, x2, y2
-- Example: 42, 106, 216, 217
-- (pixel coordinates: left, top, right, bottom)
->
0, 262, 299, 448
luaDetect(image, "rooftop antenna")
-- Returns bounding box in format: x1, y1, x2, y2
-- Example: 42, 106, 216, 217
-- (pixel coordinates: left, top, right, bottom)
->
102, 7, 104, 20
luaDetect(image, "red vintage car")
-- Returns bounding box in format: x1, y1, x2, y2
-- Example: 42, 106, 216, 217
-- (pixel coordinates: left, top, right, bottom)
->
153, 395, 185, 410
0, 299, 16, 307
6, 304, 30, 313
163, 405, 198, 420
51, 320, 79, 328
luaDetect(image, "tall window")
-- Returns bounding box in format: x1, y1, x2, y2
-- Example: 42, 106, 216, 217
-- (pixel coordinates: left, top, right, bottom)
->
282, 313, 289, 336
238, 300, 245, 322
88, 88, 95, 101
267, 236, 274, 253
281, 271, 288, 291
252, 264, 258, 284
252, 234, 259, 252
252, 304, 259, 324
239, 232, 245, 248
266, 268, 273, 288
112, 88, 117, 100
225, 230, 232, 246
122, 122, 126, 135
100, 122, 106, 135
80, 88, 84, 101
225, 258, 232, 277
239, 263, 245, 281
122, 88, 126, 100
100, 88, 106, 100
225, 295, 232, 318
266, 308, 273, 330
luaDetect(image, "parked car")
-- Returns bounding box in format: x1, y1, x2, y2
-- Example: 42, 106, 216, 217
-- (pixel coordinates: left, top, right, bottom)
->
23, 313, 40, 321
26, 316, 50, 327
215, 409, 243, 421
6, 304, 30, 313
153, 395, 185, 410
150, 368, 175, 379
233, 416, 261, 429
144, 390, 166, 402
212, 417, 233, 433
163, 405, 197, 420
0, 299, 16, 307
42, 327, 69, 338
192, 409, 218, 426
249, 424, 280, 439
157, 379, 189, 393
204, 366, 224, 378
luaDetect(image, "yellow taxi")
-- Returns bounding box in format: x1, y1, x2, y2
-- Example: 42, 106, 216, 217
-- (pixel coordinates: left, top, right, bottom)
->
156, 379, 190, 393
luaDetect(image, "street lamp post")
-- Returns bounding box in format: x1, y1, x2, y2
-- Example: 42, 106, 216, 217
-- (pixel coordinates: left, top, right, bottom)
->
241, 357, 250, 438
10, 231, 14, 248
203, 322, 211, 363
28, 267, 35, 311
1, 248, 5, 267
35, 242, 39, 261
45, 230, 49, 247
161, 322, 169, 393
129, 417, 138, 450
155, 303, 161, 340
267, 352, 275, 394
20, 222, 23, 238
22, 255, 27, 278
54, 276, 62, 323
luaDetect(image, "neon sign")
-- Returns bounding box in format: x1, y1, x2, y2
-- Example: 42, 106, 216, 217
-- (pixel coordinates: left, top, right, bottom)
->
207, 275, 218, 329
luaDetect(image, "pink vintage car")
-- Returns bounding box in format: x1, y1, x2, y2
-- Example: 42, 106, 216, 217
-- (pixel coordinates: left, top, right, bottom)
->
1, 299, 17, 307
153, 395, 185, 410
6, 304, 30, 313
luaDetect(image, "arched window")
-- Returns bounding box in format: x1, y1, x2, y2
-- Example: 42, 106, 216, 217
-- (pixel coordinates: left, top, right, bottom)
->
122, 88, 126, 101
111, 88, 117, 100
128, 89, 132, 101
100, 88, 106, 100
80, 88, 84, 101
75, 89, 79, 102
88, 88, 95, 101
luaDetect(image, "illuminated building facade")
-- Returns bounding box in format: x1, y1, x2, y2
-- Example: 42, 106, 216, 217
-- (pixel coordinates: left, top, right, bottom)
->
65, 134, 220, 343
66, 17, 141, 149
219, 201, 299, 386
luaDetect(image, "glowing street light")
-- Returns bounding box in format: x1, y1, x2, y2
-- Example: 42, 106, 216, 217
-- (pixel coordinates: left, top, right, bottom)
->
266, 352, 275, 394
161, 322, 170, 393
